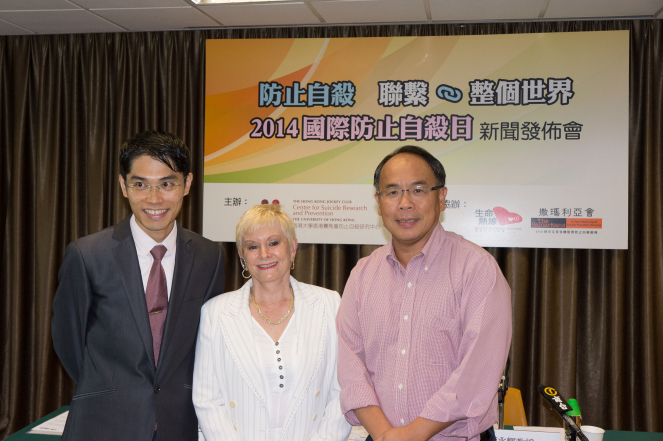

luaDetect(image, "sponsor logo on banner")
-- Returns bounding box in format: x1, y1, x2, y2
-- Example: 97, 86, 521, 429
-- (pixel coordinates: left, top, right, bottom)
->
531, 218, 602, 229
493, 207, 522, 225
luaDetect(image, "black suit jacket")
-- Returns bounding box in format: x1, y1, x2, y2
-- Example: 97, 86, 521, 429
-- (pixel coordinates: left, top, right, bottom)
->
52, 216, 225, 441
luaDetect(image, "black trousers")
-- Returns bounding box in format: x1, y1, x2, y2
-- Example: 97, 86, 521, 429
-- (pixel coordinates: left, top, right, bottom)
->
365, 427, 495, 441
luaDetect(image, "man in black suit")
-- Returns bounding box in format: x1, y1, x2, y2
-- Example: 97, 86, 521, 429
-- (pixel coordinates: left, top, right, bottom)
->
52, 130, 225, 441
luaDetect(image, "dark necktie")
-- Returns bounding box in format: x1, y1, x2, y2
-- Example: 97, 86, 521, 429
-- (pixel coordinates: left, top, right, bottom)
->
146, 245, 168, 367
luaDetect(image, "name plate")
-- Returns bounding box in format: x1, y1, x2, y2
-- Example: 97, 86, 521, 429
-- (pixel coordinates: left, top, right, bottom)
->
495, 427, 564, 441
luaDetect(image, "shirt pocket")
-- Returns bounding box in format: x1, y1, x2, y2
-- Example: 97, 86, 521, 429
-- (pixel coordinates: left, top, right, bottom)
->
419, 313, 460, 366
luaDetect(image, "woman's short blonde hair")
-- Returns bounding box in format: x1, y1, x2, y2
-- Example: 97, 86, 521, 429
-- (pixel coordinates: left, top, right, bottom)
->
236, 204, 297, 255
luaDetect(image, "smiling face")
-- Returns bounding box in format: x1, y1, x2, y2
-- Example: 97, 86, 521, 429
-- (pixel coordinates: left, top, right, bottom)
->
240, 223, 297, 288
119, 155, 192, 243
375, 153, 447, 257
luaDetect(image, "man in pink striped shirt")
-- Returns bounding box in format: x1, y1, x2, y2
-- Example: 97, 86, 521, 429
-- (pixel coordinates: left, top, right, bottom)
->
337, 146, 512, 441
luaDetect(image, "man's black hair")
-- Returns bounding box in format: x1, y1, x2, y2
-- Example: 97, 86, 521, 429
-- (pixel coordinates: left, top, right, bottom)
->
119, 130, 191, 181
373, 145, 446, 190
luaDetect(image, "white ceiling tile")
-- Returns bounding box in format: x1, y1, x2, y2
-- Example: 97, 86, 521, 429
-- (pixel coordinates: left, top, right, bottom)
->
430, 0, 543, 21
313, 0, 427, 24
0, 10, 125, 33
201, 3, 320, 26
0, 17, 33, 34
0, 0, 80, 11
93, 7, 218, 31
0, 0, 660, 36
74, 0, 189, 9
545, 0, 663, 18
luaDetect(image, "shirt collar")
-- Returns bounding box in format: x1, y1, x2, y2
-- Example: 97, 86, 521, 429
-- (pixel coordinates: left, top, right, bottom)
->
385, 222, 446, 270
130, 214, 178, 257
226, 276, 315, 318
420, 223, 445, 267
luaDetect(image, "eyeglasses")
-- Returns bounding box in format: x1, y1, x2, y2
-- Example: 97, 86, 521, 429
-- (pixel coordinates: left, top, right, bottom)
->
376, 185, 444, 201
125, 179, 186, 193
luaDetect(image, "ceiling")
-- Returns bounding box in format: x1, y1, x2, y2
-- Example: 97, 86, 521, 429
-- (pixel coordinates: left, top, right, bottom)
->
0, 0, 661, 36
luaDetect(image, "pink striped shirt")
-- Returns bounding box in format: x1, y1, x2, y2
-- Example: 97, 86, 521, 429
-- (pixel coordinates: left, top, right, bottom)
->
337, 223, 512, 441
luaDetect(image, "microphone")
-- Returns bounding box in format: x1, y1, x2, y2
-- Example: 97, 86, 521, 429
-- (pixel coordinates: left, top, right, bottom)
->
537, 384, 589, 441
497, 357, 510, 429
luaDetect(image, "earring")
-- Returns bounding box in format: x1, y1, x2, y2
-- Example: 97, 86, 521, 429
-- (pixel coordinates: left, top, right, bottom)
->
290, 261, 295, 270
240, 258, 251, 279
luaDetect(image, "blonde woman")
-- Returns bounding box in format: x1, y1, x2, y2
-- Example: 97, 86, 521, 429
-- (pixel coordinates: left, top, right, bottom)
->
193, 204, 351, 441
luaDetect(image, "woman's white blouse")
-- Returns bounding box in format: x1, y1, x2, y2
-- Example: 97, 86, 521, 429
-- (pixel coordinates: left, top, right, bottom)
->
252, 312, 298, 441
192, 277, 351, 441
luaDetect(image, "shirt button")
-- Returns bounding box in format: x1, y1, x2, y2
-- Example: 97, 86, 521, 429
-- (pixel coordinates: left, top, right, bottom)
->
230, 401, 236, 408
424, 266, 428, 271
401, 349, 406, 355
407, 282, 412, 288
398, 384, 403, 389
276, 350, 280, 354
315, 391, 320, 397
154, 386, 160, 394
404, 315, 408, 321
280, 375, 284, 379
279, 384, 284, 388
400, 418, 405, 425
277, 358, 281, 362
275, 342, 279, 346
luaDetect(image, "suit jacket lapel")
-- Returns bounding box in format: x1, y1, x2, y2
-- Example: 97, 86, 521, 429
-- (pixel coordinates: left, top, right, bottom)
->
281, 278, 326, 437
113, 216, 156, 369
158, 225, 194, 371
219, 281, 267, 404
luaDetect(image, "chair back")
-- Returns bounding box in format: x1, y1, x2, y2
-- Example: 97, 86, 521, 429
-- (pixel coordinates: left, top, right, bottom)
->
504, 387, 528, 426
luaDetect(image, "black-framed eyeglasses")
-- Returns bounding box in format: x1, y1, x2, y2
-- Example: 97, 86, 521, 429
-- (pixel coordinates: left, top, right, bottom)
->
376, 185, 444, 201
125, 179, 186, 193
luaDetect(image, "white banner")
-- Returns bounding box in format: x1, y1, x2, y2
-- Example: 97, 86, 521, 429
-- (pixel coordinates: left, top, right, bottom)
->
203, 31, 629, 249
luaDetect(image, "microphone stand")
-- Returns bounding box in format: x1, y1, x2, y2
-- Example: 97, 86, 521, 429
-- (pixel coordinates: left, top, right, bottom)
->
537, 384, 589, 441
498, 357, 510, 429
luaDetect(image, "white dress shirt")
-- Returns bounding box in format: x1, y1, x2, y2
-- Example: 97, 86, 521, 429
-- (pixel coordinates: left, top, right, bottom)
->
130, 214, 177, 299
193, 277, 352, 441
252, 312, 299, 441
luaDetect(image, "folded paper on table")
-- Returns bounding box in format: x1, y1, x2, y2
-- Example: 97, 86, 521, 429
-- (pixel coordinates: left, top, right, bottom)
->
498, 427, 565, 441
28, 411, 68, 435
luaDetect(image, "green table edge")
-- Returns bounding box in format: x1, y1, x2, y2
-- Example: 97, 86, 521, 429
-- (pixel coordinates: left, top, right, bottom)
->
604, 430, 663, 441
4, 409, 663, 440
502, 425, 663, 441
3, 406, 69, 441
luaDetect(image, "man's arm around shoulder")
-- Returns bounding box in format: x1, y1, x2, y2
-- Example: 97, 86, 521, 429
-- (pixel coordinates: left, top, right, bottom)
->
52, 242, 92, 383
201, 241, 225, 303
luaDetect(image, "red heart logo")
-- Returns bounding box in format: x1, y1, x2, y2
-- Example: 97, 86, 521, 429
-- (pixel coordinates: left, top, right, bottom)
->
493, 207, 522, 225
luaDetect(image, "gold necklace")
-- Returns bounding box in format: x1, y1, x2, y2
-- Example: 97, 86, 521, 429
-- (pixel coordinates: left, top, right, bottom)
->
251, 285, 294, 325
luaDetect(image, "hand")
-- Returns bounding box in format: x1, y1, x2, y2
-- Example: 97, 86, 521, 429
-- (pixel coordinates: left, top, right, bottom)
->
354, 406, 392, 441
374, 417, 452, 441
374, 426, 418, 441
